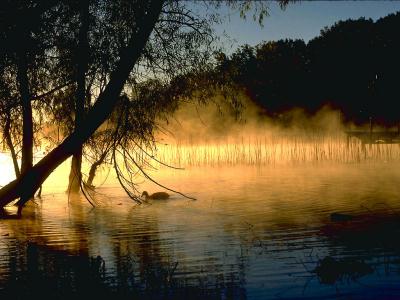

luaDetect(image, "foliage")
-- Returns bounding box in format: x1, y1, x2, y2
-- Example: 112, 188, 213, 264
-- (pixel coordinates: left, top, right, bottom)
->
0, 0, 289, 208
217, 12, 400, 126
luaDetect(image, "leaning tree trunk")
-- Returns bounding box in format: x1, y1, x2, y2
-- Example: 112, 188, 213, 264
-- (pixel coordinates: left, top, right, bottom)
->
0, 0, 163, 209
68, 0, 90, 193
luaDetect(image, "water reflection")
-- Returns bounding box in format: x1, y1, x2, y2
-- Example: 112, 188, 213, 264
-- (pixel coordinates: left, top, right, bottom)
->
1, 163, 400, 298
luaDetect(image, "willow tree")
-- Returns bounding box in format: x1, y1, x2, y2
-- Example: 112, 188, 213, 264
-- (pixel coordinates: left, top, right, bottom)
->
0, 0, 284, 211
0, 1, 61, 179
0, 78, 21, 178
62, 0, 215, 193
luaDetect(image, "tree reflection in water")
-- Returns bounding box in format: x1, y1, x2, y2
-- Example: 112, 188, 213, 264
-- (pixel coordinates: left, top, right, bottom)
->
2, 165, 400, 299
0, 196, 248, 299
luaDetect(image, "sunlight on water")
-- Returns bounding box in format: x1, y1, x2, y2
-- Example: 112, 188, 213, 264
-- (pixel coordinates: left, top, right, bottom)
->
1, 159, 400, 298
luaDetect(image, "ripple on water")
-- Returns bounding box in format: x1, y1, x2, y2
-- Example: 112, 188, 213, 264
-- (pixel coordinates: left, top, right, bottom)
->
1, 164, 400, 298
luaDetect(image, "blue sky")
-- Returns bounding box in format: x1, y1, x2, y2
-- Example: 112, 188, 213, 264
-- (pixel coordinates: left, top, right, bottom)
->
211, 1, 400, 52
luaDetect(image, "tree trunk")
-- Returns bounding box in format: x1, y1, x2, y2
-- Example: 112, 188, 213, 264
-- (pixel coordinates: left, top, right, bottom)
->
68, 154, 82, 193
4, 114, 20, 178
0, 0, 163, 209
17, 52, 33, 176
86, 152, 108, 187
68, 0, 89, 193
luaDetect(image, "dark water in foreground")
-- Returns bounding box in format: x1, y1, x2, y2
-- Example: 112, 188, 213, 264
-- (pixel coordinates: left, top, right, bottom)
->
1, 164, 400, 299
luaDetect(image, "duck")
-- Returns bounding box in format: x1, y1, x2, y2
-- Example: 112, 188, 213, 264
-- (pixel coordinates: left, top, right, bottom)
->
330, 212, 354, 222
141, 191, 170, 200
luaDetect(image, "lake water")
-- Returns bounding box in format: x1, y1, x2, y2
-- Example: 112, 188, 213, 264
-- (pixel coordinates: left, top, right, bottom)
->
1, 163, 400, 299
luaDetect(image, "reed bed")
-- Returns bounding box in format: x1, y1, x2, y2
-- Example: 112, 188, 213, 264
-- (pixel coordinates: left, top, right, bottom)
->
155, 132, 400, 167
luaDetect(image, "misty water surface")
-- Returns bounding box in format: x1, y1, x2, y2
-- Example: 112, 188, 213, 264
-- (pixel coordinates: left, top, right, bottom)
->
1, 163, 400, 299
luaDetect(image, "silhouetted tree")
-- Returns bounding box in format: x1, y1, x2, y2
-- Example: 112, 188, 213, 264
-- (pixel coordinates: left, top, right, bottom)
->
215, 12, 400, 126
0, 0, 282, 210
0, 80, 21, 177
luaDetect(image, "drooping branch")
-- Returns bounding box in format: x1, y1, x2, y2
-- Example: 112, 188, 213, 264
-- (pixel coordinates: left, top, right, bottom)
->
0, 0, 164, 209
117, 144, 196, 201
4, 113, 20, 178
1, 0, 61, 55
85, 149, 110, 187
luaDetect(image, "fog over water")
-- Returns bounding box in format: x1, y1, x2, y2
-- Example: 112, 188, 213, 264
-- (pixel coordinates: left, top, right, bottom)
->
2, 1, 400, 298
2, 97, 400, 298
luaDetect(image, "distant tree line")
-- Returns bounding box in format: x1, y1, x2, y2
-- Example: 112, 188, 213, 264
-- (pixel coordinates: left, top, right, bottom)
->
216, 12, 400, 126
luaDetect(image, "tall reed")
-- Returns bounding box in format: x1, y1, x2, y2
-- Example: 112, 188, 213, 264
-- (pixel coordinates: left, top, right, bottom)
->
154, 132, 400, 167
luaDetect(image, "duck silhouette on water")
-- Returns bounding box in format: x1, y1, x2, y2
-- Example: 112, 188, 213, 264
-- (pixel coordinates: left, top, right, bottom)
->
330, 212, 354, 222
141, 191, 170, 200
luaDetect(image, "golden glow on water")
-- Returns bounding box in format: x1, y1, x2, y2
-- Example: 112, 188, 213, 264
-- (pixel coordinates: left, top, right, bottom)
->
3, 163, 400, 246
1, 162, 400, 297
2, 132, 400, 298
2, 133, 400, 191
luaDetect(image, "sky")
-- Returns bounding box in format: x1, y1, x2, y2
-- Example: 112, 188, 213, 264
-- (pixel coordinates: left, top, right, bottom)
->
211, 1, 400, 52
